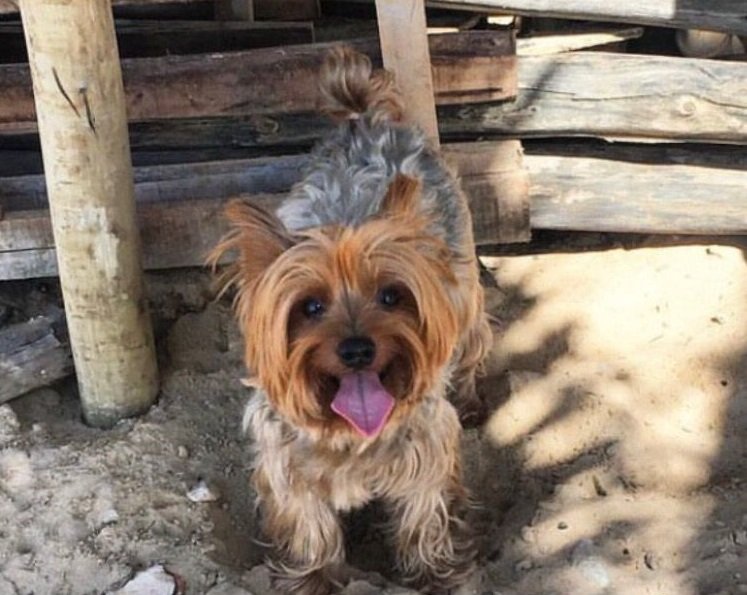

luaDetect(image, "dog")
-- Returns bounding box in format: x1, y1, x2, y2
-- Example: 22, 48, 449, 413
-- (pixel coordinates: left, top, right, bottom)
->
209, 46, 492, 594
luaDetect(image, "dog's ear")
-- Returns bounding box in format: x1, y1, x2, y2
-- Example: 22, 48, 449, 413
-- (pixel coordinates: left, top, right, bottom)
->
207, 200, 295, 296
379, 174, 422, 218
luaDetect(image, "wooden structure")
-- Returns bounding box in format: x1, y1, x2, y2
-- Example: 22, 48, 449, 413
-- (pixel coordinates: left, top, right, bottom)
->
18, 0, 158, 426
1, 0, 746, 411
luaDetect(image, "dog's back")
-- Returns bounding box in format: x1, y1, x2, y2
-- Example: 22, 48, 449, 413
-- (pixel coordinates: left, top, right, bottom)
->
276, 47, 474, 262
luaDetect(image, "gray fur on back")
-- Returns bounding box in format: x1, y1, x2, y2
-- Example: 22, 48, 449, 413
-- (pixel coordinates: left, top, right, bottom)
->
276, 118, 473, 258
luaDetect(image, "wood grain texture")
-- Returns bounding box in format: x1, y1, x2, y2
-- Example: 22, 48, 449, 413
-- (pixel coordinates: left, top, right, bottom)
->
526, 153, 747, 234
439, 51, 747, 143
20, 0, 158, 427
517, 26, 644, 55
0, 141, 529, 279
0, 31, 516, 131
0, 313, 74, 405
375, 0, 440, 144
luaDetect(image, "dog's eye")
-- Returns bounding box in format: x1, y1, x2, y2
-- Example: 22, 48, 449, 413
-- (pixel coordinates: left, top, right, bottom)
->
377, 286, 400, 308
302, 298, 325, 319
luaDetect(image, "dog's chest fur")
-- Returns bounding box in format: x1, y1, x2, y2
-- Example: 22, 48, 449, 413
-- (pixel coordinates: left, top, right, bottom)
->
245, 389, 461, 513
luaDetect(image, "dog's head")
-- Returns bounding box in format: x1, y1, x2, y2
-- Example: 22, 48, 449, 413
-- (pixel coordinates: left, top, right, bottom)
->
210, 175, 460, 441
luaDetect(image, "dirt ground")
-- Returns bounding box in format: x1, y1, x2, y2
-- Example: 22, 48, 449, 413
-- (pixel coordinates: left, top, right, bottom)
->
1, 234, 745, 595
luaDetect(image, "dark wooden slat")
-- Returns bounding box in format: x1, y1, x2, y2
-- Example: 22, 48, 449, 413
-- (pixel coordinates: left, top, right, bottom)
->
0, 141, 529, 279
0, 31, 516, 131
0, 20, 314, 63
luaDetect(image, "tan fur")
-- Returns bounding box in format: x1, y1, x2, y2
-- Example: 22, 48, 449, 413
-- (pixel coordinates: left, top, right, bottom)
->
211, 48, 490, 594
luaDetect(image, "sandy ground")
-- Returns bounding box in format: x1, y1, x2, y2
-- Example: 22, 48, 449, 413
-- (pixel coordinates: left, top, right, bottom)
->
1, 236, 745, 595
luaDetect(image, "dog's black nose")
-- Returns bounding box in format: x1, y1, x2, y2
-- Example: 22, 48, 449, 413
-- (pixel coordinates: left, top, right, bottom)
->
337, 336, 376, 370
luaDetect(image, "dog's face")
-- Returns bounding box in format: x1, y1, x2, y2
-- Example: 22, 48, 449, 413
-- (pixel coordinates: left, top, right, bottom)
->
212, 176, 460, 440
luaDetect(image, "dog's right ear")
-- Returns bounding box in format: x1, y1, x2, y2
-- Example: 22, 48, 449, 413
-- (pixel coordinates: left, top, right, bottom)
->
207, 200, 296, 297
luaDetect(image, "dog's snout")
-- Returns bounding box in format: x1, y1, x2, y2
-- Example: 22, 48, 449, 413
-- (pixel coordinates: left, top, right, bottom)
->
337, 336, 376, 370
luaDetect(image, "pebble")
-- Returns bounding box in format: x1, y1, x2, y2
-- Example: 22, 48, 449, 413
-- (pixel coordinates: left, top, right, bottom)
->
733, 530, 747, 546
177, 445, 190, 459
515, 559, 533, 572
187, 479, 220, 503
108, 565, 175, 595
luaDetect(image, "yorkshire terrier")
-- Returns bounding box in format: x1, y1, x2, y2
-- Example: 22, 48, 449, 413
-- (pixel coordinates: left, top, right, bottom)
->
210, 46, 491, 594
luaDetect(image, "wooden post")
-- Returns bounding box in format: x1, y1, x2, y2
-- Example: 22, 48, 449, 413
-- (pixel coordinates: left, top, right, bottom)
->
19, 0, 158, 427
375, 0, 440, 146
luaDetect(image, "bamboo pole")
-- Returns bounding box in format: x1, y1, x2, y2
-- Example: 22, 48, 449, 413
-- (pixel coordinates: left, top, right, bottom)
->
19, 0, 158, 427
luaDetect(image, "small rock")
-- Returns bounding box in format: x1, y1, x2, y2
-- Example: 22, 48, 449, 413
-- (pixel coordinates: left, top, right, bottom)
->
557, 521, 568, 530
96, 508, 120, 528
577, 558, 610, 589
570, 539, 596, 565
187, 479, 220, 503
0, 405, 20, 443
108, 565, 176, 595
733, 530, 747, 546
177, 446, 190, 459
515, 559, 533, 572
643, 551, 658, 570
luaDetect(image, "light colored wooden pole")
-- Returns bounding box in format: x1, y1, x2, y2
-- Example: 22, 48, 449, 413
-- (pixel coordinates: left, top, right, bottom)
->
375, 0, 440, 147
20, 0, 158, 427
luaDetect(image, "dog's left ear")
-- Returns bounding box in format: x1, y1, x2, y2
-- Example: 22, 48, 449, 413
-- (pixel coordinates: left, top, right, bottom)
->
379, 174, 422, 218
207, 199, 296, 296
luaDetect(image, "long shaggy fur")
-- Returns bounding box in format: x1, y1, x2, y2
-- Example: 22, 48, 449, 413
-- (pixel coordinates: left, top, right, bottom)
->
211, 45, 492, 594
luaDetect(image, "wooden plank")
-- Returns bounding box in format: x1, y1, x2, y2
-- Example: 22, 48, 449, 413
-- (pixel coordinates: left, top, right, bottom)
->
517, 26, 644, 55
526, 153, 747, 234
334, 0, 747, 36
0, 313, 74, 405
0, 0, 207, 14
6, 50, 743, 148
0, 31, 516, 132
0, 141, 529, 279
439, 52, 747, 143
375, 0, 440, 145
0, 21, 314, 63
20, 0, 158, 427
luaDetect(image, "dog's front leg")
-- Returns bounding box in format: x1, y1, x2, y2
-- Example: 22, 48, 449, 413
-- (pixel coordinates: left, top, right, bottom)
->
387, 477, 476, 593
255, 467, 345, 595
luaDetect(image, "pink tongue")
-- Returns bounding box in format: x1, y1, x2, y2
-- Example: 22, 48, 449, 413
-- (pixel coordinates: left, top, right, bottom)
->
331, 372, 395, 437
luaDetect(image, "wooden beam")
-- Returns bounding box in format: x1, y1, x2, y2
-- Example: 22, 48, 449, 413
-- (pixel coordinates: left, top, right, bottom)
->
517, 26, 644, 55
439, 52, 747, 143
0, 31, 516, 132
0, 313, 74, 405
0, 141, 529, 279
19, 0, 158, 427
333, 0, 747, 36
526, 152, 747, 234
0, 20, 315, 63
0, 0, 208, 14
375, 0, 440, 145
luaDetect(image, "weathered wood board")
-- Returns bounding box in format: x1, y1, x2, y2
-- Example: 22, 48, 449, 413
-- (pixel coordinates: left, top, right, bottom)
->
0, 32, 516, 132
4, 50, 741, 148
0, 313, 74, 405
0, 141, 529, 279
334, 0, 747, 36
439, 52, 747, 143
0, 20, 315, 63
